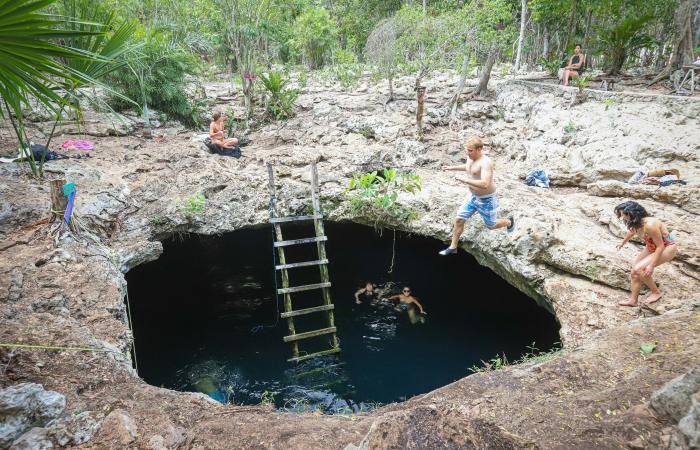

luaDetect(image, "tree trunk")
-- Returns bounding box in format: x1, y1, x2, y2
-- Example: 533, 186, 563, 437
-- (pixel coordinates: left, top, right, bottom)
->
448, 50, 471, 116
608, 47, 627, 75
388, 77, 394, 101
50, 179, 68, 224
415, 87, 426, 140
582, 9, 593, 69
542, 30, 549, 59
514, 0, 527, 70
650, 0, 695, 85
422, 0, 427, 15
472, 46, 498, 97
562, 0, 577, 55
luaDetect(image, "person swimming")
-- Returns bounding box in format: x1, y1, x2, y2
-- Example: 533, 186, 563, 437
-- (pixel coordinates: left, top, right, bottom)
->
354, 282, 383, 305
382, 286, 426, 324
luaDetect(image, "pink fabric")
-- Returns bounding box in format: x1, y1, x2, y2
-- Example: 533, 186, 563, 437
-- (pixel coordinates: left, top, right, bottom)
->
61, 140, 94, 150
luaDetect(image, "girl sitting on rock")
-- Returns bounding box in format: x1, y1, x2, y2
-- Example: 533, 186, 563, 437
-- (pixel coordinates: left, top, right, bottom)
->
614, 201, 677, 307
209, 111, 239, 150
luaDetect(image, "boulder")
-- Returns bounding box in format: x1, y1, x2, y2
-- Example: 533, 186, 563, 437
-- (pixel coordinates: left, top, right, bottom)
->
650, 367, 700, 421
9, 428, 53, 450
0, 383, 65, 449
93, 410, 138, 447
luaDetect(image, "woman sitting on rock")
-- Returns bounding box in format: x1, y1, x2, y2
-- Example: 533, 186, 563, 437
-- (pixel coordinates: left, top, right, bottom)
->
614, 201, 677, 307
209, 111, 238, 150
560, 44, 585, 86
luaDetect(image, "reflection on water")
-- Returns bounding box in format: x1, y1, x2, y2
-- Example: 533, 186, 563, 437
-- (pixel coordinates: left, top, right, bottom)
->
127, 223, 560, 413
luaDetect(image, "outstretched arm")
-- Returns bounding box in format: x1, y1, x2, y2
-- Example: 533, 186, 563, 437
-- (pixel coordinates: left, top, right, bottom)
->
616, 229, 635, 250
354, 288, 365, 304
410, 297, 425, 314
384, 295, 400, 302
442, 164, 467, 172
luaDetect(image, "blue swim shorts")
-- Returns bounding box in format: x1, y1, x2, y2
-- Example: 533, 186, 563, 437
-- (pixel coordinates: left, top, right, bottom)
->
457, 193, 499, 227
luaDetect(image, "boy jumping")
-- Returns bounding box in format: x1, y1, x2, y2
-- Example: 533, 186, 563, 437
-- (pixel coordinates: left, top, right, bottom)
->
439, 137, 514, 255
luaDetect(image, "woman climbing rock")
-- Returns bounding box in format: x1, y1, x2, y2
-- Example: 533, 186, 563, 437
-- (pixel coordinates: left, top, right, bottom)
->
614, 201, 678, 307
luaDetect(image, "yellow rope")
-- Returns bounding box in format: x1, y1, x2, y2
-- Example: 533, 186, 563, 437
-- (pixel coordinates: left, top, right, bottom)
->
0, 343, 124, 355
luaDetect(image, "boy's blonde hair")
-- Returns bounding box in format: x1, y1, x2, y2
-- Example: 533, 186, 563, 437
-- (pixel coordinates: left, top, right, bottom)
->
466, 137, 483, 150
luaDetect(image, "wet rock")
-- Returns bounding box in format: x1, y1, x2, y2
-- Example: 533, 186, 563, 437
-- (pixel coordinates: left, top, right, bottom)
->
9, 427, 53, 450
0, 383, 65, 448
651, 367, 700, 421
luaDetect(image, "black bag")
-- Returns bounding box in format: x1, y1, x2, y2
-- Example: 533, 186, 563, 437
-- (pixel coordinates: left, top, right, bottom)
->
30, 144, 66, 161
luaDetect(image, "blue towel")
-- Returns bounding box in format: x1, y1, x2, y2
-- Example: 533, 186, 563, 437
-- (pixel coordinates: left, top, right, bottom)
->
525, 170, 550, 188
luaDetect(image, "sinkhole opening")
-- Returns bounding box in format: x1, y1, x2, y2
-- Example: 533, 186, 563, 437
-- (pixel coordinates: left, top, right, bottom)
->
125, 222, 560, 413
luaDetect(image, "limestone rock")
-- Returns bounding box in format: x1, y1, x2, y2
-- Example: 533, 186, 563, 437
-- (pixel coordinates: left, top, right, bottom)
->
651, 367, 700, 421
673, 392, 700, 449
0, 383, 65, 449
9, 427, 53, 450
47, 411, 101, 447
94, 410, 137, 446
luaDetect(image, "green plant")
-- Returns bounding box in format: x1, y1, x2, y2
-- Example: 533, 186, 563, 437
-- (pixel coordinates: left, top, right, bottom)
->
259, 71, 299, 120
496, 106, 506, 121
0, 0, 112, 176
596, 15, 654, 76
468, 342, 563, 373
106, 27, 200, 126
150, 215, 165, 226
179, 193, 206, 221
563, 121, 577, 133
584, 263, 599, 282
538, 56, 562, 76
259, 390, 276, 407
574, 75, 591, 92
603, 98, 617, 111
289, 7, 338, 69
346, 169, 422, 226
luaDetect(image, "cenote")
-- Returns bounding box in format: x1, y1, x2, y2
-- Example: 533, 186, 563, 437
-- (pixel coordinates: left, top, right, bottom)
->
126, 222, 560, 413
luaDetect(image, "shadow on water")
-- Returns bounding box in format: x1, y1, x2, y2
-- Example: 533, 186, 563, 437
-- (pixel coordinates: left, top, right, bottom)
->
126, 222, 560, 413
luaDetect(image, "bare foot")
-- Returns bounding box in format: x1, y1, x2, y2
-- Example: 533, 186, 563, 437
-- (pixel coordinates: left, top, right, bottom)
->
646, 292, 663, 304
618, 299, 638, 307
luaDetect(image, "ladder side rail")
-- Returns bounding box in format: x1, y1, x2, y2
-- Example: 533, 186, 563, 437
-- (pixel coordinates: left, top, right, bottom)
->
310, 162, 339, 349
268, 164, 299, 358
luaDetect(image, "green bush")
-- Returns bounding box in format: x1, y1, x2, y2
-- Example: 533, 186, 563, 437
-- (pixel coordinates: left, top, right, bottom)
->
259, 71, 299, 120
106, 27, 201, 126
288, 7, 338, 69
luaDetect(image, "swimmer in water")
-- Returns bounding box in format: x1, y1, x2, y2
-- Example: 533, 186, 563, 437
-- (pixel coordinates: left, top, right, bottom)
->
383, 286, 426, 324
354, 281, 384, 305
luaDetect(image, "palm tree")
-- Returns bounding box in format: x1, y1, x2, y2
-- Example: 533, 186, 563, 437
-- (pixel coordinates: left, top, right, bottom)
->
0, 0, 132, 175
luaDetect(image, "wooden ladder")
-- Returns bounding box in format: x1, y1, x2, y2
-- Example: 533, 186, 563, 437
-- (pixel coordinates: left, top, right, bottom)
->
267, 162, 340, 363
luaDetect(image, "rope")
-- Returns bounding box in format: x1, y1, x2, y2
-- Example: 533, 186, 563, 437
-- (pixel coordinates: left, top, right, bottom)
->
124, 287, 140, 374
0, 343, 124, 355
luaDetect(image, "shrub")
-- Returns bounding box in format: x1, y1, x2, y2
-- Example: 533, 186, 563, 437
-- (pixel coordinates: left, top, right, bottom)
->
259, 71, 299, 120
288, 7, 338, 69
106, 27, 201, 126
345, 169, 422, 226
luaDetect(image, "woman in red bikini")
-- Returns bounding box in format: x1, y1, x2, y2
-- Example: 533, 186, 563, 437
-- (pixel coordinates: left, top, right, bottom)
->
614, 201, 677, 307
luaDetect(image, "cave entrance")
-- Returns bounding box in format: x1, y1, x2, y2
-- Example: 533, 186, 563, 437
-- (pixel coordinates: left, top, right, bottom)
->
125, 222, 560, 413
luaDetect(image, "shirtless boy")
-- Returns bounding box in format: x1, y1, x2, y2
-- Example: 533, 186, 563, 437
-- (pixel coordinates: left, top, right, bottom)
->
439, 137, 514, 255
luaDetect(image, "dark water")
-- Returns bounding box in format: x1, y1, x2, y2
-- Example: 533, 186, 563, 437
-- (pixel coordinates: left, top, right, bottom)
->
126, 222, 560, 413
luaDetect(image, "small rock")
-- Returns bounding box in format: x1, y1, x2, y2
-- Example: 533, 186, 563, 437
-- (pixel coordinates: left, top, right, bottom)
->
148, 435, 167, 450
96, 410, 137, 446
675, 392, 700, 449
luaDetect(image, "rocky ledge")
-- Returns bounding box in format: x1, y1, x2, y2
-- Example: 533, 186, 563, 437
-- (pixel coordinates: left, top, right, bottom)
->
1, 73, 699, 448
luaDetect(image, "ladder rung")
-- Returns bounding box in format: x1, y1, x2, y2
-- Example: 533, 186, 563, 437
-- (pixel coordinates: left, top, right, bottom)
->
283, 327, 336, 343
277, 282, 331, 295
281, 304, 334, 318
274, 236, 327, 247
276, 259, 328, 270
270, 214, 322, 223
288, 347, 341, 363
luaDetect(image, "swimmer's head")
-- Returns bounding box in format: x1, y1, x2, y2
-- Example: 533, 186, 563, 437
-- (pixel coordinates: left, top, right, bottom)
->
402, 286, 411, 295
465, 137, 483, 160
365, 282, 375, 291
